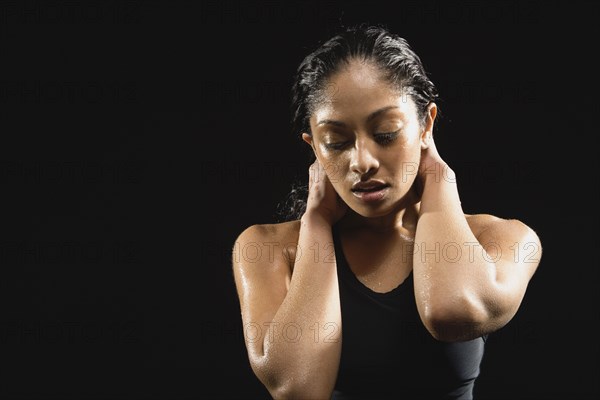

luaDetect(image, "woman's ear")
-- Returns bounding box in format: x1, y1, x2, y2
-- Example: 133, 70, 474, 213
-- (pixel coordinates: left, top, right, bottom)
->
302, 133, 316, 154
420, 103, 437, 150
302, 133, 319, 166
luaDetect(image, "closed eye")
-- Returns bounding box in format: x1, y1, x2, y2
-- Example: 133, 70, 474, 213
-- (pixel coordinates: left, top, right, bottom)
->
324, 141, 350, 150
323, 130, 400, 151
374, 130, 400, 145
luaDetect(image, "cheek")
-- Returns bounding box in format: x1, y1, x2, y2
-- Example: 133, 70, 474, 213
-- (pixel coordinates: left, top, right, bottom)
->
398, 129, 420, 147
318, 151, 350, 184
385, 142, 421, 180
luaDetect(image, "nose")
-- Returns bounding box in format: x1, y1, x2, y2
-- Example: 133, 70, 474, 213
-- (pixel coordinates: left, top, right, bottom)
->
350, 137, 379, 176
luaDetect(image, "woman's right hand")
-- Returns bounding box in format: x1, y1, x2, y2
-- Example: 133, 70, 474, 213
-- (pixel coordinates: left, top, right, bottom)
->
304, 158, 348, 226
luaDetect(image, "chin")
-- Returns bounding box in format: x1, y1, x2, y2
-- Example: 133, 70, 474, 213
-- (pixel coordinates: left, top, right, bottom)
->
348, 201, 396, 218
356, 208, 394, 218
345, 191, 412, 218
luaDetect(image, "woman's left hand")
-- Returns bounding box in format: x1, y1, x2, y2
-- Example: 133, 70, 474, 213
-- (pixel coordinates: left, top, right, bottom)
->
417, 136, 455, 187
412, 136, 456, 200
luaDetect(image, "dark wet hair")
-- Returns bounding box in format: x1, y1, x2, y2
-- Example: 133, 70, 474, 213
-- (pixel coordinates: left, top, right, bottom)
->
276, 22, 439, 222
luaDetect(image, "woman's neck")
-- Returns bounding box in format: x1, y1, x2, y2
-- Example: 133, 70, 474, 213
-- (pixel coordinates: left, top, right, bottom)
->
339, 195, 421, 238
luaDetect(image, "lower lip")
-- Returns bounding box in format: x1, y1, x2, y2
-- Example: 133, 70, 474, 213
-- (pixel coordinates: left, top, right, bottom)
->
352, 186, 389, 203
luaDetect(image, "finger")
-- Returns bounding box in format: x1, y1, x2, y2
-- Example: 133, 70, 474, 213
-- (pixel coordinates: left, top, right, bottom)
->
320, 161, 338, 184
309, 160, 321, 186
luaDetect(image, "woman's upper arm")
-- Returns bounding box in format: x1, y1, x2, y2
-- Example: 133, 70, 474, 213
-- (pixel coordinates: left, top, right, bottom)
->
472, 215, 543, 327
231, 224, 293, 362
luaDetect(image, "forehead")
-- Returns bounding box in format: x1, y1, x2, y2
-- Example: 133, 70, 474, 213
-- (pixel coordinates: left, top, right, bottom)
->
310, 60, 416, 124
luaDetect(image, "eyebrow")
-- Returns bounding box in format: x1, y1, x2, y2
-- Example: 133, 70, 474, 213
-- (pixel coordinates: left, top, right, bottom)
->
316, 105, 399, 127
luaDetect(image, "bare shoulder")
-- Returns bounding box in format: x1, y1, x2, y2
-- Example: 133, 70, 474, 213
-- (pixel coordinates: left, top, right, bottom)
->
234, 220, 301, 251
232, 220, 302, 270
236, 219, 301, 243
465, 213, 542, 250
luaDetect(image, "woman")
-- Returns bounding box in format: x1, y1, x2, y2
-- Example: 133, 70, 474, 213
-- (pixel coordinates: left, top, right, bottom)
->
232, 23, 542, 400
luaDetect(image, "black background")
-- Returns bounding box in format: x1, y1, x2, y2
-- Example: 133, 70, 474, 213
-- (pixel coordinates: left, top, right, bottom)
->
1, 1, 598, 399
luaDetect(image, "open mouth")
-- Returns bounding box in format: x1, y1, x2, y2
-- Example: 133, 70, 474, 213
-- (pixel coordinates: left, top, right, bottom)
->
351, 184, 390, 193
351, 184, 390, 202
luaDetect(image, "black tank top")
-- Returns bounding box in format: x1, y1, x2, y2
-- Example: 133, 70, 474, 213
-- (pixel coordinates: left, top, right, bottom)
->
331, 224, 487, 400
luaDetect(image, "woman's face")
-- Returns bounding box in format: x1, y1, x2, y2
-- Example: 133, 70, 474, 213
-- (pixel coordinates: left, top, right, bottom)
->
303, 60, 435, 218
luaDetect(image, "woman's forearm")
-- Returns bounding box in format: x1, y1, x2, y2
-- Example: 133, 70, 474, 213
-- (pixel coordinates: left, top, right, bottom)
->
413, 166, 496, 340
263, 212, 342, 398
